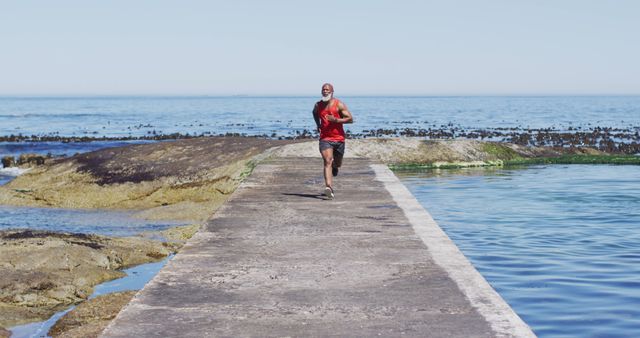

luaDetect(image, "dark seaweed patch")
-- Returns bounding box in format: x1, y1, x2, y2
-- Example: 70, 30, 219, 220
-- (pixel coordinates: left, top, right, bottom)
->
1, 230, 105, 249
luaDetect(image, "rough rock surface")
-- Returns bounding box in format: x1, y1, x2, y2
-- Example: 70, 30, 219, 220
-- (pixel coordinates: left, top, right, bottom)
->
160, 224, 200, 243
1, 156, 14, 168
2, 154, 51, 168
48, 291, 136, 338
0, 230, 177, 328
274, 138, 574, 163
18, 153, 47, 167
0, 137, 293, 222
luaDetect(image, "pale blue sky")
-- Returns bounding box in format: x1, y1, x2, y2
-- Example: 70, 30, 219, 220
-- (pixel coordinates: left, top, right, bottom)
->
1, 0, 639, 96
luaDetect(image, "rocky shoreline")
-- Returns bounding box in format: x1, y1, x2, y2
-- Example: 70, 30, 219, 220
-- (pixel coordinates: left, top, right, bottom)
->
0, 137, 294, 223
0, 223, 199, 335
0, 229, 178, 329
1, 136, 638, 336
2, 124, 639, 154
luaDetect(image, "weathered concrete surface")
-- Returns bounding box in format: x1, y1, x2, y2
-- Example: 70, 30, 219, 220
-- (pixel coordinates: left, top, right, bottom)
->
102, 157, 534, 337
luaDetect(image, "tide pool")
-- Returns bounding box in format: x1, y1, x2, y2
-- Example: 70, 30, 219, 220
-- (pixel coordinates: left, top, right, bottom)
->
1, 205, 184, 336
9, 257, 171, 338
398, 165, 640, 338
0, 205, 184, 237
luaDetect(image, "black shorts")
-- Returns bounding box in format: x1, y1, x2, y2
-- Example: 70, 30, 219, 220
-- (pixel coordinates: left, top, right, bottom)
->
319, 140, 345, 156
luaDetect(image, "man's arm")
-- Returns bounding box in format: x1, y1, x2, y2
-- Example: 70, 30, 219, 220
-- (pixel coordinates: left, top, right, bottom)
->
312, 103, 321, 132
327, 101, 353, 124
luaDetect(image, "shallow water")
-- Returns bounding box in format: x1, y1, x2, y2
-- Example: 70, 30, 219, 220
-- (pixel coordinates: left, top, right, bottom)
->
0, 140, 153, 158
0, 165, 31, 186
0, 205, 184, 237
1, 205, 181, 337
1, 206, 180, 336
397, 165, 640, 338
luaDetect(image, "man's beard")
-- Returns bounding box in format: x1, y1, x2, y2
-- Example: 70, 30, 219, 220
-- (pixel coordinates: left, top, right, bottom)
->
321, 93, 332, 102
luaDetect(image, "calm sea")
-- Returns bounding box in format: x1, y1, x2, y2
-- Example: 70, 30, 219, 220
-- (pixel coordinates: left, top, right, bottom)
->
1, 95, 639, 137
1, 96, 640, 337
398, 165, 640, 338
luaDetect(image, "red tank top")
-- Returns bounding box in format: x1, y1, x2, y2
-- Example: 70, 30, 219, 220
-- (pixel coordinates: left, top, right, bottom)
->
317, 98, 346, 142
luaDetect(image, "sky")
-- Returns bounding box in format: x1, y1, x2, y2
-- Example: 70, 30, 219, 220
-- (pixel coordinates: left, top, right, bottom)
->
1, 0, 639, 96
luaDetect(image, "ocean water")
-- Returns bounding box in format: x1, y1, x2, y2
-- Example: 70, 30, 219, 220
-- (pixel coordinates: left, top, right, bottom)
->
397, 165, 640, 338
0, 96, 638, 135
0, 140, 154, 158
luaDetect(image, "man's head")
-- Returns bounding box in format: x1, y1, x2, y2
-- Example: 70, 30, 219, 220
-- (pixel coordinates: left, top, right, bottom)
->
321, 83, 334, 102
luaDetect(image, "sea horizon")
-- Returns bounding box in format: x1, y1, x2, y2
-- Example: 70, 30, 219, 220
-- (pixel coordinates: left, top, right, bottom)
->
2, 93, 640, 99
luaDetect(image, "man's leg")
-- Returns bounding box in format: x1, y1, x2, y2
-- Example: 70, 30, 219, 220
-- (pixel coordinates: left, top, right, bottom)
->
332, 142, 345, 176
321, 147, 334, 189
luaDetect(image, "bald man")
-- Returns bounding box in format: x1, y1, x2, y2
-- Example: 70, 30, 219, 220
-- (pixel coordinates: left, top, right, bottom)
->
312, 83, 354, 199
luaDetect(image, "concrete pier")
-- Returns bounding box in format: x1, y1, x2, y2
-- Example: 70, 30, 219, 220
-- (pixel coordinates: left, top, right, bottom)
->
102, 157, 534, 337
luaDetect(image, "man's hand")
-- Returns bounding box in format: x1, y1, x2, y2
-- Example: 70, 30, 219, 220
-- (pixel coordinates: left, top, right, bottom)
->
326, 115, 338, 123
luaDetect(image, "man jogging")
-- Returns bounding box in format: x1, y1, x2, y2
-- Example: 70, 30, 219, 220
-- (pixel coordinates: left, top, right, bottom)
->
312, 83, 353, 199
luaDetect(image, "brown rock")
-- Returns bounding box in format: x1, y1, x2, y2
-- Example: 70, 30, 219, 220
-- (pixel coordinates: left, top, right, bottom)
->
71, 136, 290, 185
1, 156, 14, 168
17, 153, 46, 167
0, 327, 10, 338
0, 230, 176, 328
0, 137, 295, 222
48, 291, 136, 338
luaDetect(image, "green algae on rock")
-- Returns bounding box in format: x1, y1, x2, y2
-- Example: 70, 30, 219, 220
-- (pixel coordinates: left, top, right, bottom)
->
502, 154, 640, 166
481, 142, 523, 161
390, 153, 640, 171
382, 140, 637, 170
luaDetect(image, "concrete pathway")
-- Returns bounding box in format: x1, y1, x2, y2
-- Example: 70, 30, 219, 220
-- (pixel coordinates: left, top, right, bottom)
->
102, 157, 534, 337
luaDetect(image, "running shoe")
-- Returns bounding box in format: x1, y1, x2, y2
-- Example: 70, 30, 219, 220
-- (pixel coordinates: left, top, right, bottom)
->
324, 186, 334, 199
